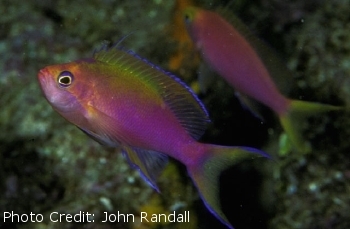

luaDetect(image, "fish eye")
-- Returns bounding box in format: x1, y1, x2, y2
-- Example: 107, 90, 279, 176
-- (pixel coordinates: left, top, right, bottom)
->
184, 13, 191, 23
183, 9, 194, 24
57, 71, 74, 88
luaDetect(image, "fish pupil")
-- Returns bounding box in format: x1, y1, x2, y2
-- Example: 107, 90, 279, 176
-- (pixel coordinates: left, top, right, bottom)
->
184, 14, 190, 23
57, 71, 74, 87
59, 76, 70, 84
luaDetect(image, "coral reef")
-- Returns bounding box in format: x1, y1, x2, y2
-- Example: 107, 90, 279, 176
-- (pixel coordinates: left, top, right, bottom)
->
1, 0, 349, 229
268, 0, 350, 228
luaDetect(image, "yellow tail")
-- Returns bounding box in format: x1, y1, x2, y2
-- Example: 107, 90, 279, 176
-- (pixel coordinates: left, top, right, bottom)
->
279, 100, 342, 153
187, 145, 269, 228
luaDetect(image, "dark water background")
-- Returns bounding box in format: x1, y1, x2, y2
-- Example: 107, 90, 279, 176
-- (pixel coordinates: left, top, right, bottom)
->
1, 0, 350, 228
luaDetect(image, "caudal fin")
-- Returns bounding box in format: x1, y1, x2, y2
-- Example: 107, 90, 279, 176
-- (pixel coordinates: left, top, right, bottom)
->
279, 100, 342, 153
187, 145, 269, 229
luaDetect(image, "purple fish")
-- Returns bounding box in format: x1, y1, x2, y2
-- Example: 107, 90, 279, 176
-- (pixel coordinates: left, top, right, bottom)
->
38, 45, 269, 229
183, 6, 341, 152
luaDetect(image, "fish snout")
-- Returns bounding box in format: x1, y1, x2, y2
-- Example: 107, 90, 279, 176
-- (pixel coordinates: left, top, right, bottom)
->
37, 67, 55, 100
37, 68, 51, 87
38, 68, 49, 79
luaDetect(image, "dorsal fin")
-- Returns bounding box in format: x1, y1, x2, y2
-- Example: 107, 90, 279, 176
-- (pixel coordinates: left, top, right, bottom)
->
94, 46, 210, 139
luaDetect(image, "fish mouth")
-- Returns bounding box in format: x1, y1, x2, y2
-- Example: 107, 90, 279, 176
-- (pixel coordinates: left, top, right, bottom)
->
38, 68, 49, 86
37, 68, 52, 99
38, 68, 48, 78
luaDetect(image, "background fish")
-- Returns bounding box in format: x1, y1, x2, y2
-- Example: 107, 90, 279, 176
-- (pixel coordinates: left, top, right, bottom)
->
37, 45, 269, 229
183, 6, 342, 153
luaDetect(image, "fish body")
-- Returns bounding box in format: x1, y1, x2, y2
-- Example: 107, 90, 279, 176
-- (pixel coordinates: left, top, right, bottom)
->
40, 59, 194, 158
38, 46, 268, 229
185, 8, 289, 115
183, 7, 341, 152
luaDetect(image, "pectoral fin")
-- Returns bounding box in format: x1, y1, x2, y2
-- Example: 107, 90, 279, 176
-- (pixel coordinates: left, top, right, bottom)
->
235, 91, 265, 121
78, 127, 120, 147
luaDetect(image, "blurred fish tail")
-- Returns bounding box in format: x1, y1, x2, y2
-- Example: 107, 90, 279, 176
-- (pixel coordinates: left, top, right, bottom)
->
187, 144, 269, 229
279, 99, 342, 152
